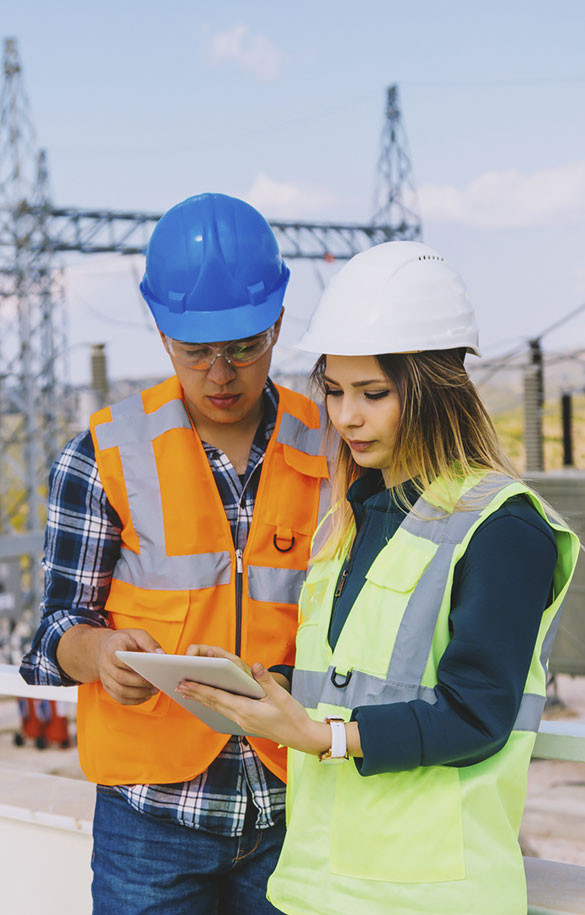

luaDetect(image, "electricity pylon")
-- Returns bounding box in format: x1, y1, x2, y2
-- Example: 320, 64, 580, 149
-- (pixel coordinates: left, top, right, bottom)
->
0, 37, 69, 624
373, 84, 422, 239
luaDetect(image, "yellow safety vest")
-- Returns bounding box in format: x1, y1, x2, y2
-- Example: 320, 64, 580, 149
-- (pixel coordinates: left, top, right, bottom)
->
268, 472, 579, 915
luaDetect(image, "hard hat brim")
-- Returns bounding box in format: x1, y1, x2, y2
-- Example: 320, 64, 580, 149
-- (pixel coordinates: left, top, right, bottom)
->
142, 277, 288, 343
295, 331, 481, 359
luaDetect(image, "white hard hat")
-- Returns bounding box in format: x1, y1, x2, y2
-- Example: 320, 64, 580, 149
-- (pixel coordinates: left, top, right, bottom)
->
297, 241, 481, 357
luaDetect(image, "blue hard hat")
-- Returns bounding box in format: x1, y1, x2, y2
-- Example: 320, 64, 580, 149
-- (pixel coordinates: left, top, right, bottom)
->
140, 193, 290, 342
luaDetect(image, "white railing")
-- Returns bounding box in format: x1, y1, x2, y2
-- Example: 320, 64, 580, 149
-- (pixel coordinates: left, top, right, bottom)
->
0, 663, 78, 702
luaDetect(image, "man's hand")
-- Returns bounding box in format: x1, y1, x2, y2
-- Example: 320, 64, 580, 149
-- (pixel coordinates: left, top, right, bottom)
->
57, 624, 163, 706
97, 629, 163, 706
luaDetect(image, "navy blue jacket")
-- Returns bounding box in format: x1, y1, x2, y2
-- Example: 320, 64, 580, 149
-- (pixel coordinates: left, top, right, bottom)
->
335, 472, 558, 775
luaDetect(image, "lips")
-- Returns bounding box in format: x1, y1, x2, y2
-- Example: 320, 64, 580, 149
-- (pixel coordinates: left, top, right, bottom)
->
347, 440, 374, 452
207, 393, 240, 409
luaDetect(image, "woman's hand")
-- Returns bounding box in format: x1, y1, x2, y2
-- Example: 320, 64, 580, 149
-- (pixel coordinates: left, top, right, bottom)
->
186, 643, 253, 677
185, 644, 291, 692
177, 662, 330, 755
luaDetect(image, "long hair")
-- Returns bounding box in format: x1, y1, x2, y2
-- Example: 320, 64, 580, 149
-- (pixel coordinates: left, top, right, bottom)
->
311, 348, 518, 559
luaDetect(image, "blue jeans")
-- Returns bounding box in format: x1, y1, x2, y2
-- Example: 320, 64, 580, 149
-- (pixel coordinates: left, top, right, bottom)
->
91, 786, 285, 914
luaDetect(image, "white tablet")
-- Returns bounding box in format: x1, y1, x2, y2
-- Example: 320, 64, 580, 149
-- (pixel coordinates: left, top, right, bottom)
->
115, 651, 266, 736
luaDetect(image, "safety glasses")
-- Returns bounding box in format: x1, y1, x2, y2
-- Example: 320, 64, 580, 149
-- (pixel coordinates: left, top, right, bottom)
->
164, 326, 275, 371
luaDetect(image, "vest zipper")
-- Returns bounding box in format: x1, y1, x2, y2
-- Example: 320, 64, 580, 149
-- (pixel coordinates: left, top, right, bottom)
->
235, 548, 244, 657
334, 567, 348, 599
232, 457, 264, 659
330, 518, 369, 616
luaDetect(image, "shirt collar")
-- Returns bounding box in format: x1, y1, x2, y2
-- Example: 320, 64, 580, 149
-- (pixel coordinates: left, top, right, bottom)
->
347, 471, 420, 515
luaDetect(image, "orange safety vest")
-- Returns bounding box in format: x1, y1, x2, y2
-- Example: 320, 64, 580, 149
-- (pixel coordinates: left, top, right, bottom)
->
77, 376, 329, 786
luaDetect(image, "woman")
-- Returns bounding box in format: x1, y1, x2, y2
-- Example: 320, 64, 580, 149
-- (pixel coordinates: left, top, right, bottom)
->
178, 242, 579, 914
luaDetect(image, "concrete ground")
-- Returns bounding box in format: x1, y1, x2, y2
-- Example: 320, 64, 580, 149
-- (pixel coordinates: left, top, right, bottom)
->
1, 676, 585, 864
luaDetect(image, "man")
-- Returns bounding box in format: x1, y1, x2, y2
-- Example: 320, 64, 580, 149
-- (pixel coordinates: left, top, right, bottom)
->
21, 193, 329, 913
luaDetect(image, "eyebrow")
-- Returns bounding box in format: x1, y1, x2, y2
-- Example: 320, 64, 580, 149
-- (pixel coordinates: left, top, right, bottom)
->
322, 374, 387, 388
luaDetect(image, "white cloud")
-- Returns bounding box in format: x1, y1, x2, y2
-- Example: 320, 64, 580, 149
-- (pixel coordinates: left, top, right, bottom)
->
244, 173, 337, 220
419, 160, 585, 228
207, 25, 285, 81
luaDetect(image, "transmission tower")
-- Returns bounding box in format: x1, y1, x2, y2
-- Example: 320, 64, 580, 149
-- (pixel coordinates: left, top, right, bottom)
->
372, 84, 422, 239
0, 37, 69, 632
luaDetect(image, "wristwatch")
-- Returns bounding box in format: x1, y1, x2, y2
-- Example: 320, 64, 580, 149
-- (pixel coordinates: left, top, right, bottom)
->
318, 716, 349, 763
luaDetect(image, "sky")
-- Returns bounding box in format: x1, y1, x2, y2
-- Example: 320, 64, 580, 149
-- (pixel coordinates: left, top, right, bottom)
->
3, 0, 585, 387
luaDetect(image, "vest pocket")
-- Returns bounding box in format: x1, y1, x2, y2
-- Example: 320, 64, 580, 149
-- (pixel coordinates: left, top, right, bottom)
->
330, 762, 465, 883
106, 586, 190, 654
364, 534, 437, 592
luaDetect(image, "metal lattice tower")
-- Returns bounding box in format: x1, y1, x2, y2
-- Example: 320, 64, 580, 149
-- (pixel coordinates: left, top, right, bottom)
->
0, 38, 69, 622
372, 85, 422, 239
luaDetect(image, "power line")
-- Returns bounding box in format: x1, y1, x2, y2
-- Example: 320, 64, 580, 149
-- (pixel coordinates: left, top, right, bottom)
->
473, 301, 585, 388
472, 343, 527, 387
534, 301, 585, 342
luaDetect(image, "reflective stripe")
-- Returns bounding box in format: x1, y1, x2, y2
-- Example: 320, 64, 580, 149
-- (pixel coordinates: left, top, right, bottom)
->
387, 541, 458, 687
118, 439, 165, 548
95, 397, 191, 450
513, 692, 546, 732
106, 396, 178, 587
115, 548, 232, 591
316, 404, 333, 523
96, 393, 233, 591
292, 667, 436, 709
317, 476, 332, 526
388, 474, 517, 687
540, 594, 568, 679
248, 565, 306, 605
293, 673, 546, 735
401, 473, 514, 545
277, 413, 324, 456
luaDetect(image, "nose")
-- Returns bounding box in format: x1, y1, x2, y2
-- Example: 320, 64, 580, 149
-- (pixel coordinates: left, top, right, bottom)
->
206, 353, 237, 385
335, 394, 363, 431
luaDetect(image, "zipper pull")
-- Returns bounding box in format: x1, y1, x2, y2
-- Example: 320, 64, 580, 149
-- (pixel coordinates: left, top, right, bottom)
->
334, 568, 348, 599
236, 548, 243, 573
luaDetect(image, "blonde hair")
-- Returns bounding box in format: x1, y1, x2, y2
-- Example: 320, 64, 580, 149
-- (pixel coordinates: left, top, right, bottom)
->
312, 349, 518, 559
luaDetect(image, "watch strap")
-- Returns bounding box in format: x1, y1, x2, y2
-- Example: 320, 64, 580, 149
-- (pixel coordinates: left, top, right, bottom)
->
318, 716, 348, 762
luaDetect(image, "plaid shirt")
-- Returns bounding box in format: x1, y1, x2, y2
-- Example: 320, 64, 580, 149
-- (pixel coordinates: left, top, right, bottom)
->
20, 379, 286, 836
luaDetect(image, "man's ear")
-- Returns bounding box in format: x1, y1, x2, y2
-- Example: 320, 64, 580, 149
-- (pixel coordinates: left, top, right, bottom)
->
158, 328, 169, 351
272, 308, 285, 345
